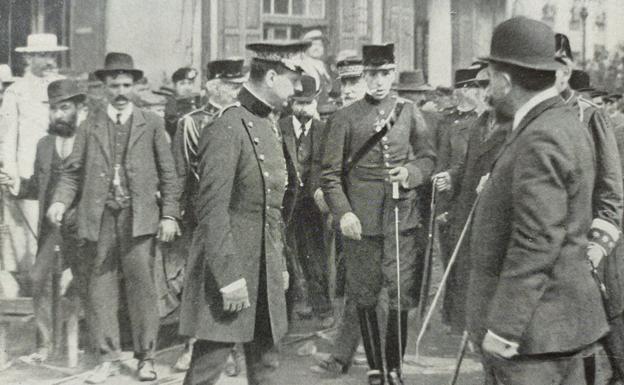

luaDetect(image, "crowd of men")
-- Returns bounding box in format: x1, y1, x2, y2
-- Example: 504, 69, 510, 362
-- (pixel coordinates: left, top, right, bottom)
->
2, 14, 624, 385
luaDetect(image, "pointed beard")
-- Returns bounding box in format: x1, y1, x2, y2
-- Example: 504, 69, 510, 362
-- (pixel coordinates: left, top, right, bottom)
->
48, 121, 76, 138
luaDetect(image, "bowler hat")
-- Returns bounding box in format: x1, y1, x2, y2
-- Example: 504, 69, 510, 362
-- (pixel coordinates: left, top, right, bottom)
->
47, 79, 86, 106
171, 67, 198, 84
394, 70, 433, 92
291, 75, 319, 102
16, 33, 67, 53
94, 52, 144, 82
363, 44, 396, 70
480, 17, 561, 71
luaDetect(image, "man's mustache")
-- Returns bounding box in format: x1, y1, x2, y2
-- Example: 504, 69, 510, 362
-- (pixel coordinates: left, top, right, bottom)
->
114, 95, 129, 103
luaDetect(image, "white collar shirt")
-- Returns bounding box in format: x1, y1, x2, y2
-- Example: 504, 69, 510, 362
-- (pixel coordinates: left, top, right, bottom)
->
512, 87, 559, 131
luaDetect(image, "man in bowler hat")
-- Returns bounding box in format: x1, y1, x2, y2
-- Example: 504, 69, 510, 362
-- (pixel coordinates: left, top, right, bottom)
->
178, 40, 305, 385
0, 79, 89, 362
321, 43, 435, 384
467, 17, 609, 384
47, 52, 181, 383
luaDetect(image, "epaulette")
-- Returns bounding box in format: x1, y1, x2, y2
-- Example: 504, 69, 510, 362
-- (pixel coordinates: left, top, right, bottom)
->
218, 102, 241, 118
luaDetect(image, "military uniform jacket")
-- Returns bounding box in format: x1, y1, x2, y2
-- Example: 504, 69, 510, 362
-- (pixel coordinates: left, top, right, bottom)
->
467, 97, 609, 354
171, 102, 221, 227
52, 107, 181, 242
179, 87, 289, 344
321, 93, 436, 236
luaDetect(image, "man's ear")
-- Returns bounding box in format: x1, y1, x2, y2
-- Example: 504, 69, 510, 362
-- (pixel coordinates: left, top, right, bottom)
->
265, 69, 277, 88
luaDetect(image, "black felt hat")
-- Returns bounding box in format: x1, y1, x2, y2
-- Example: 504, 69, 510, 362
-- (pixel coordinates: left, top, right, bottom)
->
94, 52, 144, 82
291, 75, 319, 102
394, 70, 433, 91
569, 69, 591, 91
362, 43, 396, 70
480, 17, 561, 71
47, 79, 87, 105
454, 62, 488, 88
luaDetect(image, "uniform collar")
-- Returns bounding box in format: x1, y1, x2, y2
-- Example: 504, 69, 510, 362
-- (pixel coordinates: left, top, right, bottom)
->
239, 86, 273, 118
364, 92, 393, 106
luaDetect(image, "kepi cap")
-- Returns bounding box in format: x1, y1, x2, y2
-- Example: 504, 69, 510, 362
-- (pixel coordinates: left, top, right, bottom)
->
362, 43, 396, 70
207, 58, 247, 83
246, 40, 310, 73
336, 57, 363, 79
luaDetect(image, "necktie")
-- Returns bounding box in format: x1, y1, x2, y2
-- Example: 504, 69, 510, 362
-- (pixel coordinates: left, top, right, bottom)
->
116, 113, 122, 125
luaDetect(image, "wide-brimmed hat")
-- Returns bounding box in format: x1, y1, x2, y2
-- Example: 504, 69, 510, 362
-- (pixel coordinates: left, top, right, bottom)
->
94, 52, 144, 82
207, 58, 248, 83
479, 17, 561, 72
569, 69, 591, 91
291, 75, 319, 102
16, 33, 68, 53
394, 70, 433, 91
0, 64, 17, 84
47, 79, 86, 105
363, 44, 396, 70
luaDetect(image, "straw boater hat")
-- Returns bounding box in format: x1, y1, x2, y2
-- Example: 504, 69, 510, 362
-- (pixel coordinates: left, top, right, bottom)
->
479, 17, 561, 72
15, 33, 68, 53
94, 52, 144, 82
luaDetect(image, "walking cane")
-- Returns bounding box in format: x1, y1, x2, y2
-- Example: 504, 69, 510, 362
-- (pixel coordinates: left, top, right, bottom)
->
392, 182, 403, 375
52, 245, 63, 357
415, 195, 480, 360
449, 331, 469, 385
417, 182, 437, 325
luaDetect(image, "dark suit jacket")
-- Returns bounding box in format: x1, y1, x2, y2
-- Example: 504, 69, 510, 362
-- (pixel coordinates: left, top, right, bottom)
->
280, 116, 326, 223
179, 87, 289, 344
467, 97, 609, 354
321, 94, 436, 236
18, 135, 78, 242
52, 106, 180, 242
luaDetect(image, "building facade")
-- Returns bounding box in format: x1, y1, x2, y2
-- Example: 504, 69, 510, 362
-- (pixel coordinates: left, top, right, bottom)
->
0, 0, 621, 88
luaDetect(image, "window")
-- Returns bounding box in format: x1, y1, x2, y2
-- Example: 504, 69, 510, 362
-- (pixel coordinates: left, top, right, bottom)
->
263, 24, 303, 40
263, 0, 325, 18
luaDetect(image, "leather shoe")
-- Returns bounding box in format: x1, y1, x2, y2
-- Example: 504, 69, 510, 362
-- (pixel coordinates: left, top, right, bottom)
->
367, 369, 385, 385
137, 359, 157, 382
85, 361, 121, 384
387, 369, 404, 385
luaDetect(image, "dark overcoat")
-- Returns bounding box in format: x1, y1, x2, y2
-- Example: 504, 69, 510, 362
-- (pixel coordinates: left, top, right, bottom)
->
179, 87, 289, 344
52, 107, 180, 242
467, 97, 609, 354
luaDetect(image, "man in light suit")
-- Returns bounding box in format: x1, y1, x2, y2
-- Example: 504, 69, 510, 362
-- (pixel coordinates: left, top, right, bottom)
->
467, 17, 609, 384
48, 52, 181, 383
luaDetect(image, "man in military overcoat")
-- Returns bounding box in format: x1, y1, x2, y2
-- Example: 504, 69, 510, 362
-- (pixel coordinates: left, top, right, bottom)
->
178, 40, 306, 385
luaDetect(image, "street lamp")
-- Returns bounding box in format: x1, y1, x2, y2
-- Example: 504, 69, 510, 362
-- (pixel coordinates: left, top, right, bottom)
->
580, 3, 589, 68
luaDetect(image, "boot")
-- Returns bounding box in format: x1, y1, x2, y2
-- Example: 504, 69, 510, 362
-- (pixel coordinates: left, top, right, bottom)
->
386, 310, 408, 384
357, 307, 384, 371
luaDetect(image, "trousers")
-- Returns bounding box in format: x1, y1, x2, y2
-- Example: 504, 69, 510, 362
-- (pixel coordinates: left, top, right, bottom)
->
83, 206, 159, 362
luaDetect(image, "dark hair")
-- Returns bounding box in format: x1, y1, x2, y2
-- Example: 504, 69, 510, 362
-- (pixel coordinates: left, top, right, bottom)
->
490, 61, 556, 91
249, 60, 290, 82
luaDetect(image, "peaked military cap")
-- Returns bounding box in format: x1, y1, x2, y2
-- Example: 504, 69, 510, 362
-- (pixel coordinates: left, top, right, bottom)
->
246, 40, 310, 73
336, 57, 364, 79
362, 43, 396, 70
172, 67, 198, 83
206, 58, 247, 83
454, 61, 488, 88
480, 17, 561, 71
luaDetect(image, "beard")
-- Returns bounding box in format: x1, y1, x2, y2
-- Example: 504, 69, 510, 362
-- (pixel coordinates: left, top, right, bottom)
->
48, 121, 76, 138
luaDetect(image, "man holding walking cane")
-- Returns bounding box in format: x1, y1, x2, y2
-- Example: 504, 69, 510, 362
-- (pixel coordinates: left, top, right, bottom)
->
321, 43, 435, 385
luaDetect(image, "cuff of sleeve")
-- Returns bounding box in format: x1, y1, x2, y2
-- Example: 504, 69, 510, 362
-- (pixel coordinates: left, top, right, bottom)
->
8, 178, 20, 196
405, 168, 423, 189
589, 218, 620, 255
220, 278, 247, 294
161, 216, 177, 222
487, 330, 520, 349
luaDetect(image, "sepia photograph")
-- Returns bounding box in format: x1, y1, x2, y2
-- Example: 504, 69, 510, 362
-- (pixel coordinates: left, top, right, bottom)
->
0, 0, 624, 384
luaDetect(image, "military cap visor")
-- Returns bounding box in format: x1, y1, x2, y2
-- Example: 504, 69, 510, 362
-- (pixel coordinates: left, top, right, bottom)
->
207, 59, 247, 82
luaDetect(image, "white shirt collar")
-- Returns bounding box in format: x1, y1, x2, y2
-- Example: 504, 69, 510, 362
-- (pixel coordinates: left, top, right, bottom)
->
292, 115, 312, 139
55, 135, 75, 159
513, 87, 559, 131
107, 103, 134, 125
